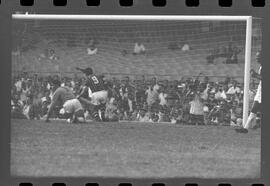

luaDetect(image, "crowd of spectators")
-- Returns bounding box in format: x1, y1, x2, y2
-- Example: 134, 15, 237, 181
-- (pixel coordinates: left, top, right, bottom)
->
11, 72, 259, 126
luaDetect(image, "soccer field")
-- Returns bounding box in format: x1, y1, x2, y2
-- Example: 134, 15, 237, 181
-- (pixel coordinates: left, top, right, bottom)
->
11, 119, 260, 178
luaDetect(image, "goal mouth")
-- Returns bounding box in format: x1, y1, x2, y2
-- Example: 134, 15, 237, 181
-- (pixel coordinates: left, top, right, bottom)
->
11, 15, 261, 125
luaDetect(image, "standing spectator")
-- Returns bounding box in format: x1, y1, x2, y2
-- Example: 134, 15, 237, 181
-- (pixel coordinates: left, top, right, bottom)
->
145, 77, 159, 111
158, 85, 168, 108
189, 93, 204, 125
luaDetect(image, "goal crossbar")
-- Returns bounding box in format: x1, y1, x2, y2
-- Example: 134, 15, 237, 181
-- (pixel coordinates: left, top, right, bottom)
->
12, 14, 250, 21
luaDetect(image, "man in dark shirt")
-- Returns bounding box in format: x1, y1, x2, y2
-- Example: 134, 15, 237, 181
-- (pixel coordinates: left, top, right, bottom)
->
76, 67, 108, 121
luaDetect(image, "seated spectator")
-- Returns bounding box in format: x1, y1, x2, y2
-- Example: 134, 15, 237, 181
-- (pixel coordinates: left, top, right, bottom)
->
215, 87, 227, 100
38, 48, 59, 61
136, 108, 150, 122
181, 44, 190, 52
22, 97, 32, 120
41, 91, 51, 116
227, 81, 241, 95
48, 49, 58, 60
206, 52, 215, 64
203, 100, 210, 125
105, 98, 119, 121
130, 104, 140, 121
168, 42, 181, 50
150, 111, 159, 123
226, 46, 241, 64
158, 85, 168, 107
11, 94, 26, 119
230, 101, 243, 127
87, 46, 98, 55
30, 92, 42, 120
133, 42, 146, 55
158, 106, 170, 123
121, 49, 128, 56
170, 106, 182, 124
14, 77, 23, 92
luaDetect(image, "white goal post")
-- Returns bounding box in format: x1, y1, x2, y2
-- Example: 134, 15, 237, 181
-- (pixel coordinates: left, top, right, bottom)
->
12, 14, 253, 125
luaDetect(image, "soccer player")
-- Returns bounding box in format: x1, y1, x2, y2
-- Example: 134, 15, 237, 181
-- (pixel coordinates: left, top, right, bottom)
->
45, 79, 84, 123
235, 51, 262, 133
76, 67, 108, 121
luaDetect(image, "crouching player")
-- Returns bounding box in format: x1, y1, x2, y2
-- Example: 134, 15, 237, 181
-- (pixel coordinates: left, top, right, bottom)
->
45, 79, 84, 123
76, 67, 108, 121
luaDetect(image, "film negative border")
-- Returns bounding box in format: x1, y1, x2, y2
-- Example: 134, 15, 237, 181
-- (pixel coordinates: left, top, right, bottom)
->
0, 0, 269, 186
0, 0, 266, 7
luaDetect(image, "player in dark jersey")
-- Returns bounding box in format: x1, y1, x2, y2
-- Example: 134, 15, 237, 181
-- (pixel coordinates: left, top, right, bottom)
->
76, 67, 108, 121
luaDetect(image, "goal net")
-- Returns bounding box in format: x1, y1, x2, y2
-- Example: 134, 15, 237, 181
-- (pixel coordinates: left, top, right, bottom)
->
11, 15, 262, 124
12, 16, 261, 80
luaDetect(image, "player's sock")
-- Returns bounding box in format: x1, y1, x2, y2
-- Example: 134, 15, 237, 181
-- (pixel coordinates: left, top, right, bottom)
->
92, 108, 101, 121
99, 103, 106, 121
243, 113, 256, 129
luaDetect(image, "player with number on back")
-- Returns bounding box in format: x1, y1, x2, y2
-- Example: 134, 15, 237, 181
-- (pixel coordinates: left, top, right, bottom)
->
76, 67, 108, 121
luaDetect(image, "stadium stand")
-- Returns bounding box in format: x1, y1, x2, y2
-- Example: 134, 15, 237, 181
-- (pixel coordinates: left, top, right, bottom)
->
12, 19, 261, 81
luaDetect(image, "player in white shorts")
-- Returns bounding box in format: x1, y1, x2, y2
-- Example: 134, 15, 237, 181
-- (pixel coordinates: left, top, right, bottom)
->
235, 51, 262, 133
45, 79, 84, 123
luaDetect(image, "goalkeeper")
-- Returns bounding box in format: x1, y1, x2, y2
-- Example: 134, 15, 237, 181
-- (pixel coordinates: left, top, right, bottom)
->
235, 51, 262, 133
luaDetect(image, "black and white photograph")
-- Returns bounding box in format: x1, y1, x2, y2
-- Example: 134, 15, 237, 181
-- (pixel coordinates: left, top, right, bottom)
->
10, 14, 262, 178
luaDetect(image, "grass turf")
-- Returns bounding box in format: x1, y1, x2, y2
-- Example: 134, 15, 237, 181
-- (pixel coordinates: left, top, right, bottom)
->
11, 119, 260, 178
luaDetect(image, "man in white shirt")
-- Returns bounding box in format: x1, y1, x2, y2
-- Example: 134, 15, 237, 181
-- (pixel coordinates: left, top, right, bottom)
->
133, 42, 146, 55
158, 85, 168, 107
87, 47, 98, 55
235, 51, 262, 133
15, 78, 23, 92
145, 77, 159, 110
182, 44, 190, 52
189, 93, 204, 125
227, 82, 241, 95
215, 87, 227, 100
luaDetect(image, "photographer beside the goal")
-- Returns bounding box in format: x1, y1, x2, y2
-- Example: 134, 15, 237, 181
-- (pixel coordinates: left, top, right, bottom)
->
235, 51, 262, 133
